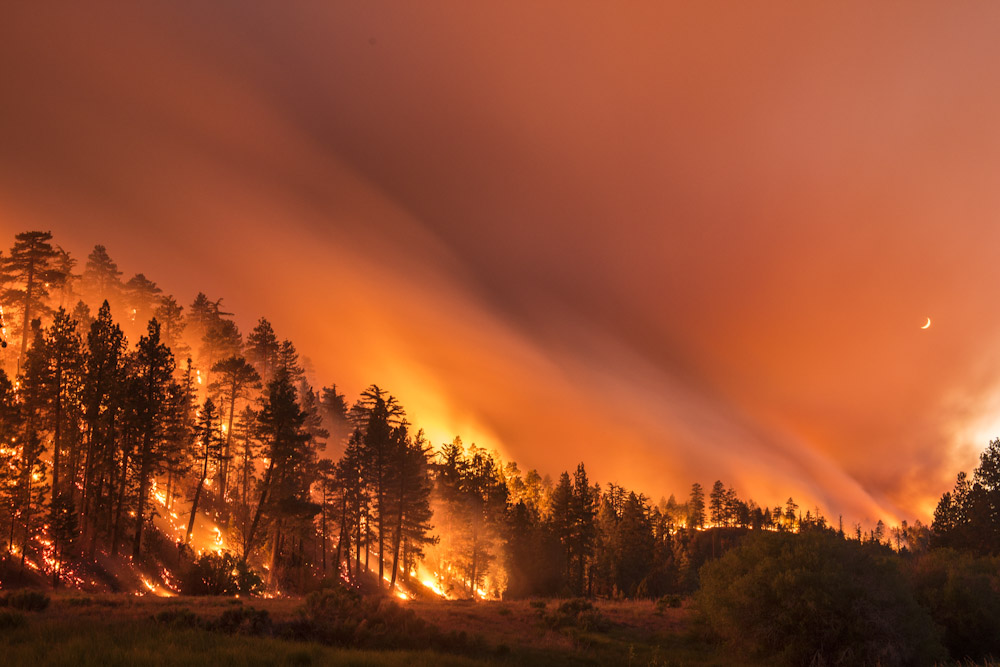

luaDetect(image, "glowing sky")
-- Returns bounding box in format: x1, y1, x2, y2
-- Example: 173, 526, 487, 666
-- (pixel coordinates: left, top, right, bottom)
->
5, 2, 1000, 522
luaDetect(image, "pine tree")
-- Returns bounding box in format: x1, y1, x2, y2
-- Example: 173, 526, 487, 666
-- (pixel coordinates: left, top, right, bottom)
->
709, 480, 726, 527
80, 245, 123, 307
130, 319, 176, 559
549, 471, 574, 585
243, 368, 309, 580
246, 318, 280, 383
230, 405, 261, 562
186, 397, 223, 544
320, 384, 350, 452
80, 301, 127, 551
123, 274, 162, 329
162, 359, 196, 514
42, 308, 84, 506
570, 463, 597, 594
615, 492, 654, 596
208, 356, 260, 501
388, 428, 435, 588
688, 482, 705, 529
352, 385, 404, 588
0, 368, 23, 555
276, 340, 305, 388
201, 320, 241, 384
2, 231, 67, 367
53, 246, 78, 310
154, 295, 188, 358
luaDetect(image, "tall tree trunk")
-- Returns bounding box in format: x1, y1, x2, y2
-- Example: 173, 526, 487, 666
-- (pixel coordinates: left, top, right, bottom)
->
389, 471, 406, 589
335, 492, 347, 579
20, 465, 32, 573
87, 470, 104, 560
52, 367, 62, 504
242, 456, 274, 566
111, 447, 130, 557
470, 526, 478, 600
18, 261, 35, 369
355, 507, 362, 574
185, 451, 209, 544
132, 432, 152, 559
81, 423, 96, 522
267, 523, 282, 587
221, 389, 236, 501
321, 491, 328, 574
377, 483, 385, 587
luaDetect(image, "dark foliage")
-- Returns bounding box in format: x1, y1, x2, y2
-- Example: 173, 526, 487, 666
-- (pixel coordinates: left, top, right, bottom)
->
697, 530, 945, 666
290, 583, 488, 653
906, 548, 1000, 661
179, 552, 263, 596
0, 610, 27, 630
1, 590, 50, 612
542, 598, 611, 632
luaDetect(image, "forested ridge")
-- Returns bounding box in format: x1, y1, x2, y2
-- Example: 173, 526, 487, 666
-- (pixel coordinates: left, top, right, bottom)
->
3, 230, 1000, 664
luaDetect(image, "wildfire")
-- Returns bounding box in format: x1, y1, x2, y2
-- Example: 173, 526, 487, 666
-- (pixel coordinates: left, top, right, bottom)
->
421, 577, 446, 597
152, 480, 167, 507
212, 526, 225, 553
140, 575, 174, 597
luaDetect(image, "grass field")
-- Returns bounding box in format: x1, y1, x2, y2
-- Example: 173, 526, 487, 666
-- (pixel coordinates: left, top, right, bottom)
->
0, 594, 754, 666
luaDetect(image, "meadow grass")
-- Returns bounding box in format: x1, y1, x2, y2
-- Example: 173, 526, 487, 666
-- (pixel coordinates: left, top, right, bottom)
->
0, 594, 754, 666
0, 616, 489, 667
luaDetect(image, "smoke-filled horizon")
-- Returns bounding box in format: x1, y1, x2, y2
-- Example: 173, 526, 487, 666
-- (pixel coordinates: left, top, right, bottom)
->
5, 2, 1000, 524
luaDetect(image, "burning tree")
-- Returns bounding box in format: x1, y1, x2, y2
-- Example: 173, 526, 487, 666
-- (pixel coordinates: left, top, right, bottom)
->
431, 439, 509, 599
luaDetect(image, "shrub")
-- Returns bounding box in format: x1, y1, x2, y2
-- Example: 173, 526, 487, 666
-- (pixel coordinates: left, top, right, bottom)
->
213, 606, 272, 636
5, 590, 50, 612
0, 610, 26, 630
543, 598, 610, 632
179, 552, 262, 596
154, 608, 200, 628
907, 549, 1000, 661
655, 594, 681, 613
697, 530, 945, 666
295, 583, 485, 652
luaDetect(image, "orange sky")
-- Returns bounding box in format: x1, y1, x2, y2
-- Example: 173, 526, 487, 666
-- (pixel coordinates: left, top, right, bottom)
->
4, 2, 1000, 523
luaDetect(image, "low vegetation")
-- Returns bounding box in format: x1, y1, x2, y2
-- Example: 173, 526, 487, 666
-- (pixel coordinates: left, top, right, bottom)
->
697, 530, 945, 666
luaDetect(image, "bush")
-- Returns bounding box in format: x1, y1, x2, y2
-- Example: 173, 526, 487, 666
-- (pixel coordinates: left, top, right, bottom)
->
655, 594, 682, 614
0, 610, 26, 630
543, 598, 610, 632
697, 530, 945, 666
212, 606, 272, 636
295, 583, 485, 652
154, 608, 200, 628
907, 549, 1000, 661
179, 552, 262, 596
4, 590, 50, 612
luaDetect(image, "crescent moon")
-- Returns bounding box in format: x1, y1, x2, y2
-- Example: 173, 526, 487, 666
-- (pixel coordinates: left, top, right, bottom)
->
921, 317, 931, 329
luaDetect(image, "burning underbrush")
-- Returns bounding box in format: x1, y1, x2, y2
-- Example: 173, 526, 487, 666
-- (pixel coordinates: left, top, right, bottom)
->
0, 478, 261, 598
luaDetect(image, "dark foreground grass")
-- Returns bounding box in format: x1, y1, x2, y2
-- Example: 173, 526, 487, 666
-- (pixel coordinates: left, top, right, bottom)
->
0, 595, 755, 666
0, 616, 488, 667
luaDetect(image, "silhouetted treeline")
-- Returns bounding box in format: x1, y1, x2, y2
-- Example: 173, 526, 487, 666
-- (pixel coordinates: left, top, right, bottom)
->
932, 438, 1000, 554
